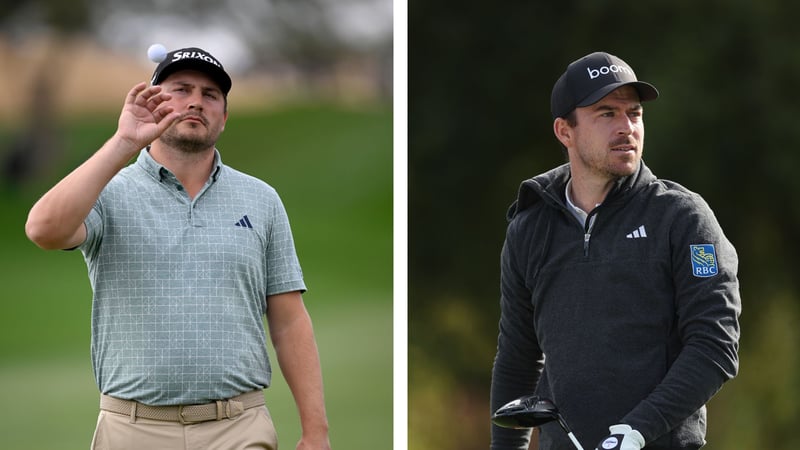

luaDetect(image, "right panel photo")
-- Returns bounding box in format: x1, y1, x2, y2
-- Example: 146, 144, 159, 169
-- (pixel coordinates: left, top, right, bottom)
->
408, 2, 798, 450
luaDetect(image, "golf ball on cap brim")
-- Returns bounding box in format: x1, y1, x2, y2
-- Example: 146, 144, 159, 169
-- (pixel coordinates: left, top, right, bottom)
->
147, 44, 167, 63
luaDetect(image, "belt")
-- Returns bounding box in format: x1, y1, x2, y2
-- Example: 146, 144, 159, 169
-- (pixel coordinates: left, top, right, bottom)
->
100, 391, 265, 424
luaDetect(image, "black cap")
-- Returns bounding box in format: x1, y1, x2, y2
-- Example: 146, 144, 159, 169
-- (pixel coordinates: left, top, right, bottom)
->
151, 47, 232, 95
550, 52, 658, 119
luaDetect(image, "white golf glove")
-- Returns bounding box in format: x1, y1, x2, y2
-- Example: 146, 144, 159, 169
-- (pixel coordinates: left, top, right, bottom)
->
594, 424, 645, 450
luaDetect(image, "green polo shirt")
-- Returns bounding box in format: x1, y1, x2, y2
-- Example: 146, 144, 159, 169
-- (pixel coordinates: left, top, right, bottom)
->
79, 149, 306, 405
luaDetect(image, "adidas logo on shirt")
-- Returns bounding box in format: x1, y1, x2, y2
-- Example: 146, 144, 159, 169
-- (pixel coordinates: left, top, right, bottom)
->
626, 225, 647, 239
235, 215, 253, 229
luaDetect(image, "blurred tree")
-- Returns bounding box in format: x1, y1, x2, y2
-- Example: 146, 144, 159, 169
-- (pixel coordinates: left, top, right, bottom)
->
410, 0, 800, 449
0, 0, 91, 188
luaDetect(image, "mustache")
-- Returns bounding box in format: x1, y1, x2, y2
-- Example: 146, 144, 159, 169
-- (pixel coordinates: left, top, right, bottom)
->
178, 112, 208, 126
610, 137, 636, 147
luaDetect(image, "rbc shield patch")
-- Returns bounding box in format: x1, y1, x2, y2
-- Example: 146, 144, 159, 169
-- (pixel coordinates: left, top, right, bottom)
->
690, 244, 718, 278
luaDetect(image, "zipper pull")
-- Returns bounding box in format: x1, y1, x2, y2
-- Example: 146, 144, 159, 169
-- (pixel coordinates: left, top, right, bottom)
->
583, 232, 591, 256
583, 209, 598, 256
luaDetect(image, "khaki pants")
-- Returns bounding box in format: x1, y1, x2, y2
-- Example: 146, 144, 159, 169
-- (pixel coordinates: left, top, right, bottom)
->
90, 405, 278, 450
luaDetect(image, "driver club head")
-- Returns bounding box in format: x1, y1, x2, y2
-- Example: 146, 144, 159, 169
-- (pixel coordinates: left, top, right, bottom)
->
491, 394, 560, 429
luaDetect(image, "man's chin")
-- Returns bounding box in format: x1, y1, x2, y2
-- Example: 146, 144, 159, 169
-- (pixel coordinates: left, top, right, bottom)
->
158, 133, 213, 154
612, 165, 638, 178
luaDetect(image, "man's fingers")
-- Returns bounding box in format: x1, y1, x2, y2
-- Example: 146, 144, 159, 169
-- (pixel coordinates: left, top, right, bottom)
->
126, 83, 168, 109
135, 87, 162, 107
145, 92, 172, 111
154, 106, 177, 121
154, 109, 181, 131
124, 82, 148, 105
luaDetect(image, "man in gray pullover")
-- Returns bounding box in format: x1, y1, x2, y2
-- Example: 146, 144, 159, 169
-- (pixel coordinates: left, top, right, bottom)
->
490, 52, 741, 450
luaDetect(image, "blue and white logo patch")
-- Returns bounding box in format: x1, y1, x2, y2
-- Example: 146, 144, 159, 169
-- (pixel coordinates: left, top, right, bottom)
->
690, 244, 718, 278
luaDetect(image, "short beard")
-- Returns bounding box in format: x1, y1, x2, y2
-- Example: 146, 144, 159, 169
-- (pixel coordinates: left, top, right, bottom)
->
159, 125, 216, 154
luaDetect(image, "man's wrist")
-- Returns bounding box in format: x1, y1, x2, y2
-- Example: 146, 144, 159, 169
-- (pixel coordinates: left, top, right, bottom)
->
301, 420, 330, 438
298, 429, 331, 450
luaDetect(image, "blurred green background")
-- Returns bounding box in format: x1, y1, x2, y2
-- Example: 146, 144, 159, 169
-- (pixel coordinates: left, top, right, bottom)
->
410, 1, 799, 449
0, 1, 393, 449
0, 106, 393, 450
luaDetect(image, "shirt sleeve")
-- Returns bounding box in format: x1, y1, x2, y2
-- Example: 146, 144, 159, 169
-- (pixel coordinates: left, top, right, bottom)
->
490, 219, 546, 450
78, 202, 104, 258
264, 192, 306, 296
622, 193, 741, 442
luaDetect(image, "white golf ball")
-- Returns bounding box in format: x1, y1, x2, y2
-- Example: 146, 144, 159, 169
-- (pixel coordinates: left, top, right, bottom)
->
147, 44, 168, 63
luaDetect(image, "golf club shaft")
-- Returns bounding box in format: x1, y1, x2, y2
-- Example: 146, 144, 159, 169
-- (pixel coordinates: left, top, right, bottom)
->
556, 415, 585, 450
566, 432, 585, 450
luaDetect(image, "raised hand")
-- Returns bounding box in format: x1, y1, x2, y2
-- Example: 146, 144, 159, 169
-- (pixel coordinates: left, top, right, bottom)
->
116, 82, 181, 152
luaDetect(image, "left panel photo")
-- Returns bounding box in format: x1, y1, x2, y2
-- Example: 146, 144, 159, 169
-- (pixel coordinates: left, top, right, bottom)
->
0, 2, 393, 449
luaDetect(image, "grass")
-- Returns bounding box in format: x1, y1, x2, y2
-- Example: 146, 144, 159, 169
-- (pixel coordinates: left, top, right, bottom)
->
0, 299, 391, 450
0, 102, 393, 449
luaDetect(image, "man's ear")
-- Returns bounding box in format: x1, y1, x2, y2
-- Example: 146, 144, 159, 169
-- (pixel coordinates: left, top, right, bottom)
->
553, 117, 574, 148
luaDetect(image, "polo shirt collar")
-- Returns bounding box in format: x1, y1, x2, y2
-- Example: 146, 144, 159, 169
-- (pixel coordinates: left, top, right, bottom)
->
565, 179, 601, 228
137, 147, 224, 183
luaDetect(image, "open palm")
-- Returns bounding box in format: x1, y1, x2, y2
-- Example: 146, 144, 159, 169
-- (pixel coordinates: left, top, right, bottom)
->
117, 82, 180, 150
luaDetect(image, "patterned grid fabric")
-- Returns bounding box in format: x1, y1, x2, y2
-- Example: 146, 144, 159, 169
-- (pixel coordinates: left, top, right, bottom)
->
79, 149, 306, 406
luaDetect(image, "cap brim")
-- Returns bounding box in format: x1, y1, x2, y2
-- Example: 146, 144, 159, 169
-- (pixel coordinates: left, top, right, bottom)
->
577, 81, 659, 108
154, 60, 232, 95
